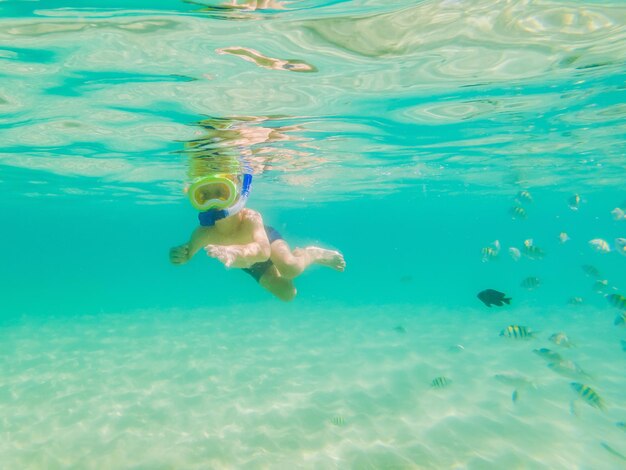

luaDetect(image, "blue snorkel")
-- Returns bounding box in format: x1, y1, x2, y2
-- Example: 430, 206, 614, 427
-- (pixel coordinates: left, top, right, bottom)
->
198, 173, 253, 226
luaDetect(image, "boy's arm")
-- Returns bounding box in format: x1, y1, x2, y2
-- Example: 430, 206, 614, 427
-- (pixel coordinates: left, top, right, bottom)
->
205, 211, 271, 268
169, 226, 211, 265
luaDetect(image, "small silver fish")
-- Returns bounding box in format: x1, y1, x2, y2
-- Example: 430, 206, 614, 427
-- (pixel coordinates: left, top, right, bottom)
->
569, 194, 581, 210
508, 247, 521, 261
615, 238, 626, 257
431, 376, 452, 389
500, 325, 535, 339
570, 382, 606, 410
533, 348, 563, 362
521, 276, 541, 290
568, 296, 584, 305
593, 279, 609, 293
448, 344, 465, 353
548, 360, 590, 380
494, 373, 535, 403
549, 332, 575, 348
611, 207, 625, 221
589, 238, 611, 253
559, 232, 570, 244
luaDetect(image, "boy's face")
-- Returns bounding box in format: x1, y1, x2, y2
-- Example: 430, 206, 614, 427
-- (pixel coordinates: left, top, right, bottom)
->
196, 181, 231, 204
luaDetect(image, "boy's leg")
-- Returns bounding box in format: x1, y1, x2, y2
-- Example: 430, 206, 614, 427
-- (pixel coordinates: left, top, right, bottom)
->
269, 240, 345, 280
258, 265, 297, 301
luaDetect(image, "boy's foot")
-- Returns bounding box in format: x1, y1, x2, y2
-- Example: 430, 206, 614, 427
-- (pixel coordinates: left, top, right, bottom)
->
169, 244, 190, 265
296, 246, 346, 272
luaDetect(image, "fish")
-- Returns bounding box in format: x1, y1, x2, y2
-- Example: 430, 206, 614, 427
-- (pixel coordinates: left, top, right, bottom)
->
615, 238, 626, 256
615, 312, 626, 326
448, 344, 465, 353
589, 238, 611, 253
509, 206, 527, 219
601, 442, 626, 462
500, 325, 535, 339
521, 276, 541, 290
508, 247, 521, 261
481, 240, 500, 262
399, 275, 413, 283
533, 348, 563, 362
330, 416, 346, 426
549, 360, 590, 380
494, 373, 536, 403
581, 264, 601, 278
393, 325, 407, 334
559, 232, 570, 244
621, 339, 626, 351
516, 190, 533, 204
617, 422, 626, 431
477, 289, 511, 307
568, 296, 584, 305
593, 279, 609, 294
611, 207, 625, 221
431, 376, 452, 389
549, 332, 575, 348
522, 239, 546, 260
568, 194, 581, 210
606, 293, 626, 310
570, 382, 606, 410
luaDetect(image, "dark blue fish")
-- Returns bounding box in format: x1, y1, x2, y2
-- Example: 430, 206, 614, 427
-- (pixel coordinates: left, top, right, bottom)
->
477, 289, 511, 307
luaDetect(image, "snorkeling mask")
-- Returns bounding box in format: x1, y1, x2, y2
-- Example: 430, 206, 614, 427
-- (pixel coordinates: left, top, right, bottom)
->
189, 173, 253, 226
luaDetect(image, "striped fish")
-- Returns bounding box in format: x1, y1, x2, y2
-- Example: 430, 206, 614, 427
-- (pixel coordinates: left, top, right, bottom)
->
331, 416, 346, 426
509, 206, 527, 219
516, 190, 533, 204
521, 276, 541, 290
607, 294, 626, 310
615, 312, 626, 326
500, 325, 534, 339
589, 238, 611, 253
522, 239, 546, 260
570, 382, 605, 410
581, 264, 601, 278
568, 194, 581, 210
481, 246, 499, 262
430, 376, 452, 389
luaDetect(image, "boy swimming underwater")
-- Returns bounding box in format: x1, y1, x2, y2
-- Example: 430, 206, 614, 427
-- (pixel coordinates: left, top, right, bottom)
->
169, 173, 345, 301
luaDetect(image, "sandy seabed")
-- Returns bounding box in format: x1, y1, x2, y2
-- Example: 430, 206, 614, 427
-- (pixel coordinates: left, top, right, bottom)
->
1, 303, 624, 469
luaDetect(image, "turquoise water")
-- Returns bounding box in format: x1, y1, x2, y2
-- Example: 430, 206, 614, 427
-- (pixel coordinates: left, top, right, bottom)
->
1, 0, 625, 467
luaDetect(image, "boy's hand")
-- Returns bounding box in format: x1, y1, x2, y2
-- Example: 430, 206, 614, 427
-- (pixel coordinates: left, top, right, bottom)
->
169, 244, 190, 265
205, 244, 248, 268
